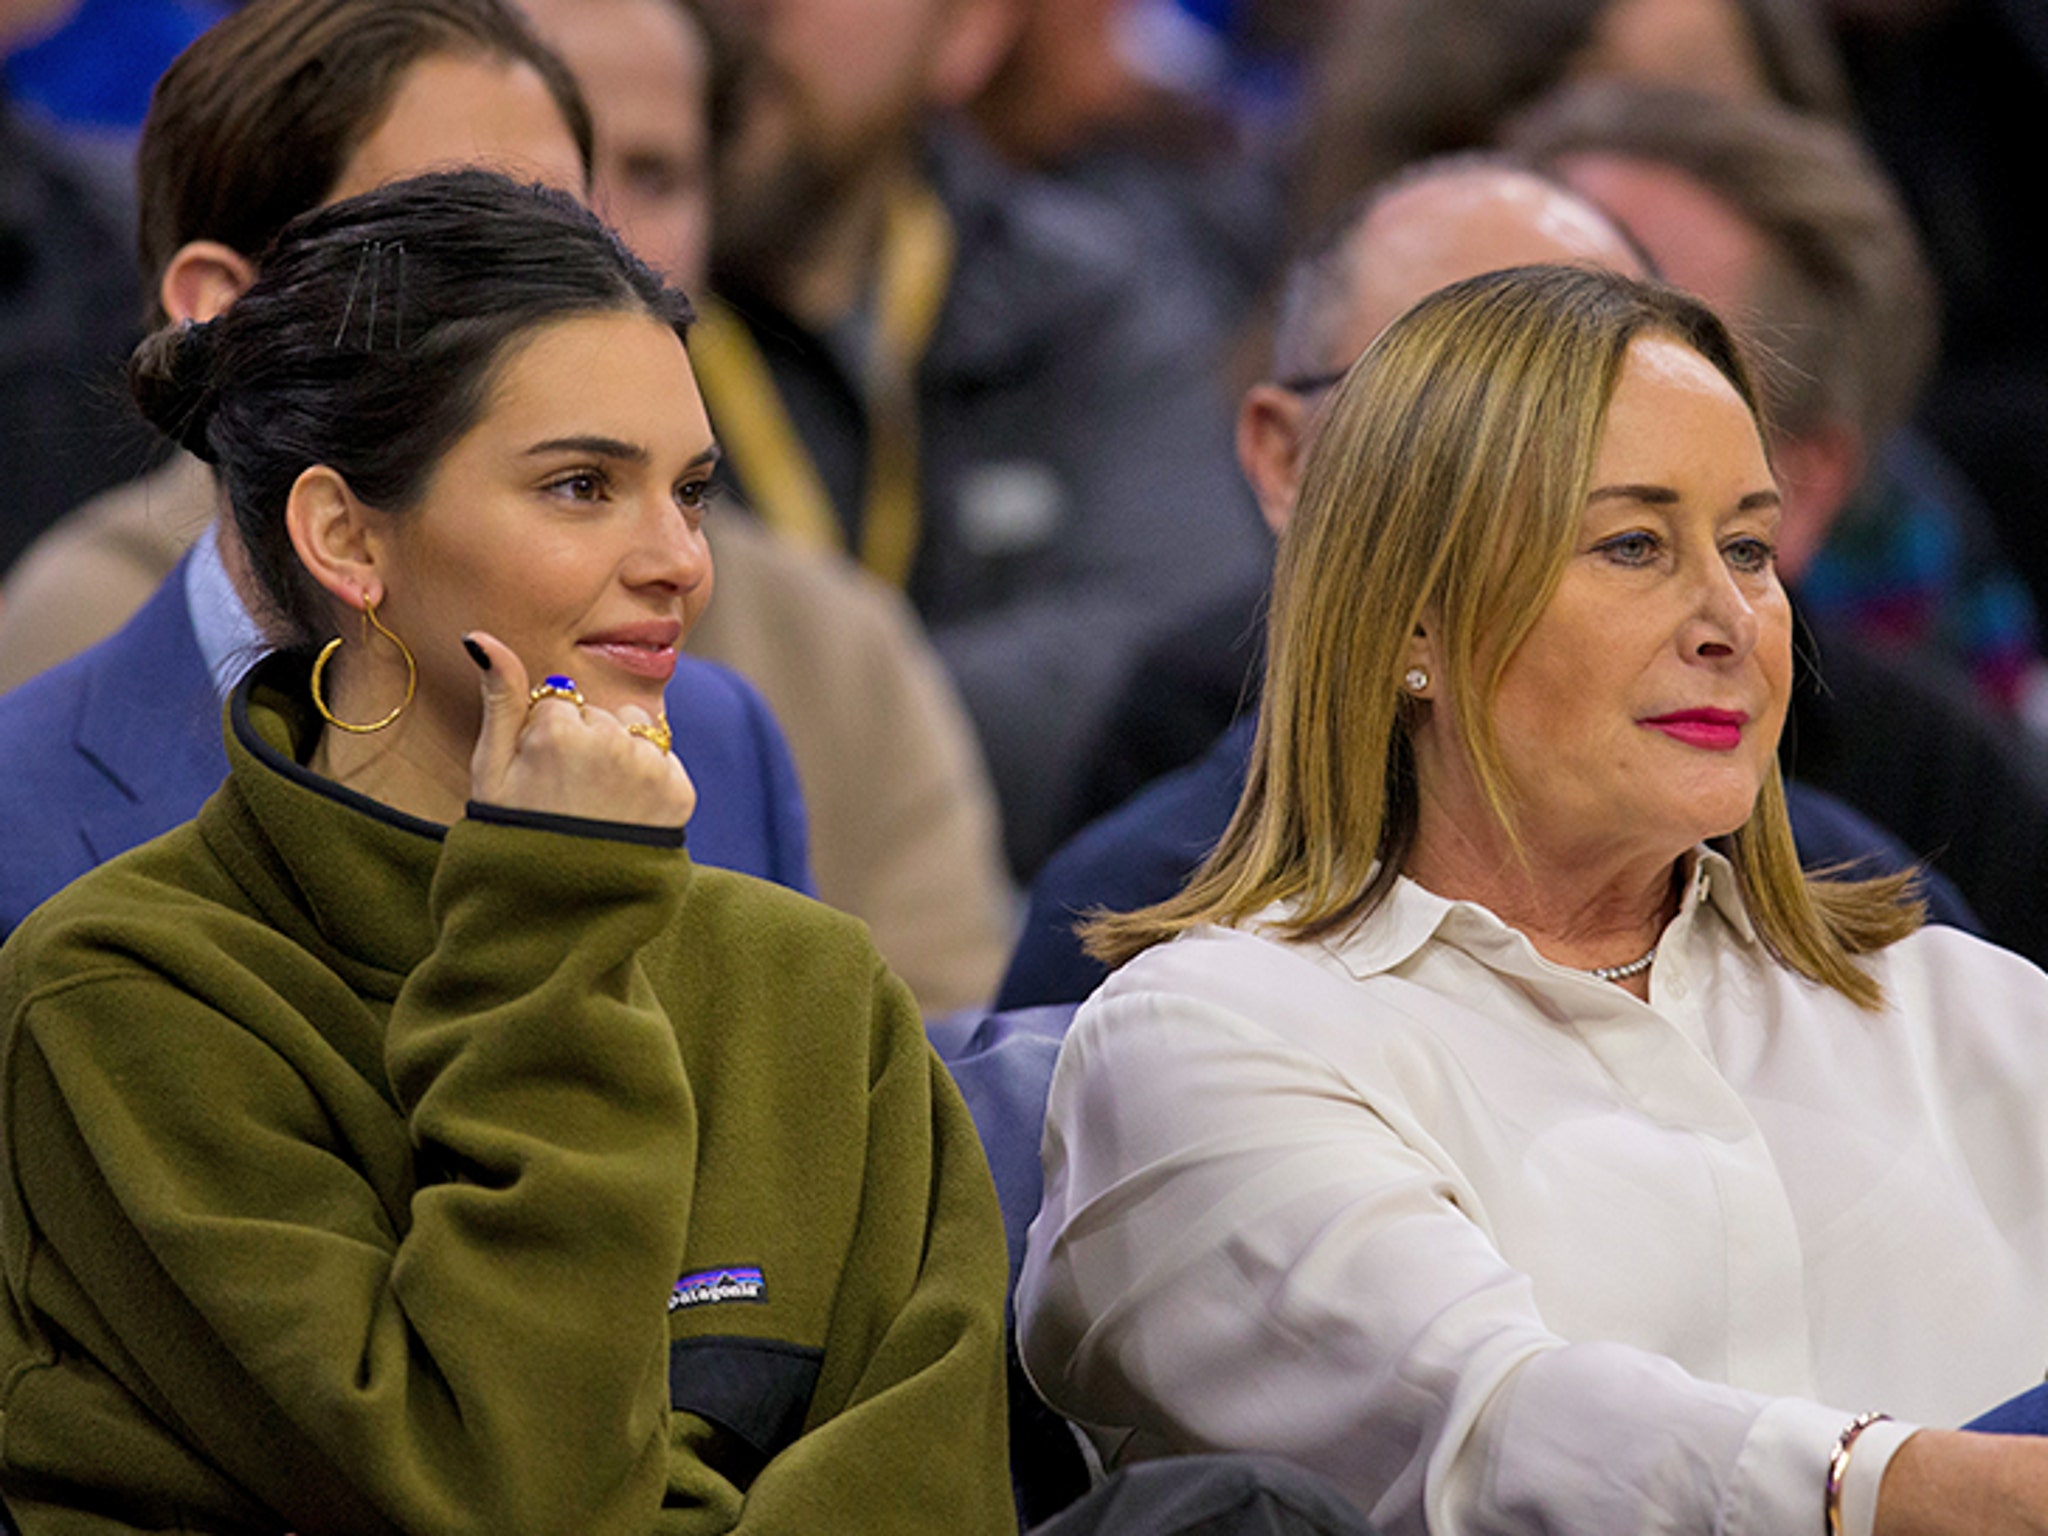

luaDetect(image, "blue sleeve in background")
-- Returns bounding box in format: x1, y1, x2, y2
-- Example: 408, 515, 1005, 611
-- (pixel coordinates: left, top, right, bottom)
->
4, 0, 226, 133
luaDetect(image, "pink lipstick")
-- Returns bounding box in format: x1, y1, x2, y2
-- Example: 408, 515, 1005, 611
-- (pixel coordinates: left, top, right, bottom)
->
1640, 708, 1748, 751
577, 620, 681, 682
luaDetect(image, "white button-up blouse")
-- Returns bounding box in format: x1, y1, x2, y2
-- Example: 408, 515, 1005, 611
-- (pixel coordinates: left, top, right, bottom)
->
1017, 849, 2048, 1536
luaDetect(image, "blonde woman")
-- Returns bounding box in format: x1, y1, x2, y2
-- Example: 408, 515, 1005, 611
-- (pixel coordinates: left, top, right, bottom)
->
1018, 266, 2048, 1536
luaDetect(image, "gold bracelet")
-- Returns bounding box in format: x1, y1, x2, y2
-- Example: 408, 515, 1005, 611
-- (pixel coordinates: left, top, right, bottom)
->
1825, 1410, 1893, 1536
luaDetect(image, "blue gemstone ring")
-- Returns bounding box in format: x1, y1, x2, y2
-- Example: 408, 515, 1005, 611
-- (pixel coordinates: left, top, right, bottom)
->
526, 674, 585, 710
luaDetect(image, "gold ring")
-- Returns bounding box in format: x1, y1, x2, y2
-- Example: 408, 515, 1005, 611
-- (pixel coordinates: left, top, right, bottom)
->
626, 719, 673, 754
527, 674, 585, 710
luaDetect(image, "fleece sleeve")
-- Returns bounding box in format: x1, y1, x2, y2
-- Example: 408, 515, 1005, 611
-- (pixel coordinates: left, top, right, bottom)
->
3, 818, 696, 1536
672, 967, 1014, 1536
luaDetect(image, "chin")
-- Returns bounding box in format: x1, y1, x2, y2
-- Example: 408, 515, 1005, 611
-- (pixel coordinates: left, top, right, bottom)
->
1692, 799, 1763, 846
1643, 800, 1758, 859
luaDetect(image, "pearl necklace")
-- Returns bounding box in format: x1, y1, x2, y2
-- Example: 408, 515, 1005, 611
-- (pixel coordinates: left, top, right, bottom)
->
1588, 944, 1657, 983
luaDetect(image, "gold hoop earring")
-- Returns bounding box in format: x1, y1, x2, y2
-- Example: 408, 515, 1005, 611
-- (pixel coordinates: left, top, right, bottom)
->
310, 597, 417, 734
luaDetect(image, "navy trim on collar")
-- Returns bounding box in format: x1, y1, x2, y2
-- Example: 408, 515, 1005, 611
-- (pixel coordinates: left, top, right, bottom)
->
229, 654, 448, 843
466, 801, 688, 850
233, 652, 690, 852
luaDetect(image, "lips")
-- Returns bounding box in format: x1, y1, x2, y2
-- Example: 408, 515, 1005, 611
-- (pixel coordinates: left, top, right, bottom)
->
1640, 708, 1749, 752
576, 620, 682, 683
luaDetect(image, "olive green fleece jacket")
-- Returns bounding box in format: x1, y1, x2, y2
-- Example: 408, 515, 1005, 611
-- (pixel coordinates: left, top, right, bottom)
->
0, 658, 1015, 1535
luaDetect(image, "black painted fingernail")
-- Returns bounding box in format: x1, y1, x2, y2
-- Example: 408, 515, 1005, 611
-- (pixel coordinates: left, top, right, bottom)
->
462, 636, 490, 671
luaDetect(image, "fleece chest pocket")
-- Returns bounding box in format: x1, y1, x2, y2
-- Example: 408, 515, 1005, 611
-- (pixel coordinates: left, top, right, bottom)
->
668, 1335, 823, 1469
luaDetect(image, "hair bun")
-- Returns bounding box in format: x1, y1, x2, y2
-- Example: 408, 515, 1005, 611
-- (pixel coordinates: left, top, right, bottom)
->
127, 320, 222, 464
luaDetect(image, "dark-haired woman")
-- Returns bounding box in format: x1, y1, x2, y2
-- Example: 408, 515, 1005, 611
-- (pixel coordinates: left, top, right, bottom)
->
0, 169, 1012, 1534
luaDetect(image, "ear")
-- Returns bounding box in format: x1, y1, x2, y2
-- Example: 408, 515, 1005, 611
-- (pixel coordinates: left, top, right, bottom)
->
1236, 383, 1309, 538
1403, 620, 1439, 701
159, 240, 258, 325
925, 0, 1021, 109
285, 465, 387, 622
1771, 421, 1864, 584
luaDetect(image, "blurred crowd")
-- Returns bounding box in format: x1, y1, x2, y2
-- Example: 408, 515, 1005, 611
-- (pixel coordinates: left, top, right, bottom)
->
4, 0, 2046, 1008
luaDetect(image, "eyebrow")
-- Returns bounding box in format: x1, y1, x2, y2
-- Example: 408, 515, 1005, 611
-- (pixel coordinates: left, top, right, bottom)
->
523, 436, 722, 471
1587, 483, 1781, 512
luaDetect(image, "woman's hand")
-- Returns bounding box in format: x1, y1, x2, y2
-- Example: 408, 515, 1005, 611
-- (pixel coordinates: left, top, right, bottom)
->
463, 630, 696, 830
1876, 1429, 2048, 1535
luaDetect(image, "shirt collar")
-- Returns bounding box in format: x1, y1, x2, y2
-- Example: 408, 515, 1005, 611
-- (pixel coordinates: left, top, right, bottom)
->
1689, 843, 1755, 942
184, 514, 271, 697
1313, 844, 1755, 981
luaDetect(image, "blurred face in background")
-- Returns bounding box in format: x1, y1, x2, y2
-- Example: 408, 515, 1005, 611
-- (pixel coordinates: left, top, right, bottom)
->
0, 0, 75, 48
327, 50, 587, 203
1545, 151, 1766, 334
160, 46, 587, 330
701, 0, 1006, 273
1238, 169, 1650, 536
522, 0, 714, 290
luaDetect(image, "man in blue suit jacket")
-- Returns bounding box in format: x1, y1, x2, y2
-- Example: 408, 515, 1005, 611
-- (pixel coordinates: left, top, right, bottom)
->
0, 541, 810, 936
0, 0, 810, 936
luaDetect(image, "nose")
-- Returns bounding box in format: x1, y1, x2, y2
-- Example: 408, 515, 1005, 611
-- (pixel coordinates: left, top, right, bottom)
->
624, 491, 713, 604
1683, 561, 1760, 664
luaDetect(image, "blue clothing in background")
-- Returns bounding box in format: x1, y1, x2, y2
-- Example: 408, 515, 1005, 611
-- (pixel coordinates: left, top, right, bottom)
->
4, 0, 224, 132
1969, 1383, 2048, 1435
0, 557, 813, 937
1801, 432, 2043, 716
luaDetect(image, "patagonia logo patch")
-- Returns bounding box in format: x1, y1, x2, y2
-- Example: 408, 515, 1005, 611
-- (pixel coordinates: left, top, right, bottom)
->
670, 1266, 767, 1311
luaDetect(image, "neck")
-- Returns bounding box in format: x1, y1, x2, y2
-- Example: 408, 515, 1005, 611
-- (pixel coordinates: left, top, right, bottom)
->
307, 665, 474, 827
1404, 798, 1682, 979
213, 509, 266, 624
774, 152, 914, 328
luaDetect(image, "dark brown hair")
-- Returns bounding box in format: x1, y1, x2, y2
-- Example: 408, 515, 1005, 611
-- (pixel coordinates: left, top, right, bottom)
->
136, 0, 594, 325
129, 170, 693, 648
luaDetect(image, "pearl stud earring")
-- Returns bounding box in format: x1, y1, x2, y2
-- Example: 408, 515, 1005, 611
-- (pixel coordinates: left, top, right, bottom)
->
1404, 668, 1429, 693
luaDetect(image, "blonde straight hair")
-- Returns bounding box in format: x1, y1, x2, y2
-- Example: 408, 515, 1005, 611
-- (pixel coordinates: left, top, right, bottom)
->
1087, 265, 1917, 1007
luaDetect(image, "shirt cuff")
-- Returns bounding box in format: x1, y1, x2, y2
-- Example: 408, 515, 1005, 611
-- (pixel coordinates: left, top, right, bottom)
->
1724, 1398, 1920, 1536
1840, 1418, 1918, 1536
